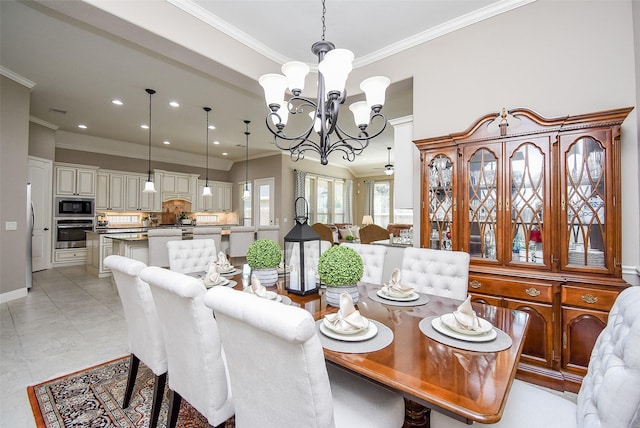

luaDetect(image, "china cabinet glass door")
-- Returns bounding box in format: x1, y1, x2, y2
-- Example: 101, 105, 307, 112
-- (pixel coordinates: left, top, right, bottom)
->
560, 131, 611, 273
465, 146, 500, 261
425, 151, 456, 251
507, 140, 550, 268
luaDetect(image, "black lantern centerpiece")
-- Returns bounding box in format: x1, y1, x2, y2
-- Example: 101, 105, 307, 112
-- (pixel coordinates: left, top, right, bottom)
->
284, 197, 321, 295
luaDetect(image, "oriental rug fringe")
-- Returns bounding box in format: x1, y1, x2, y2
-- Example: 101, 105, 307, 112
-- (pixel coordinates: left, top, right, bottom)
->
28, 356, 234, 428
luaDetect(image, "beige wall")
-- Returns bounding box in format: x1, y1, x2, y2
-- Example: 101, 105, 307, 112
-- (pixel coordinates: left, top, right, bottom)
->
28, 122, 55, 160
1, 76, 30, 296
355, 0, 639, 283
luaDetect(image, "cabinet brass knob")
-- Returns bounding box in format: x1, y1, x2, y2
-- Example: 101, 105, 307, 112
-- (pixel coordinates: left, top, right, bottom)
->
525, 287, 541, 297
581, 294, 598, 304
470, 280, 481, 289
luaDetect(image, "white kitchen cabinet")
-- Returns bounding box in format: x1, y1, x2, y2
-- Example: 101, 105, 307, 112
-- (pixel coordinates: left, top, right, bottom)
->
125, 174, 157, 211
53, 248, 87, 266
215, 182, 233, 212
162, 172, 193, 194
86, 232, 113, 277
55, 164, 97, 196
95, 171, 125, 211
195, 180, 214, 212
194, 180, 232, 212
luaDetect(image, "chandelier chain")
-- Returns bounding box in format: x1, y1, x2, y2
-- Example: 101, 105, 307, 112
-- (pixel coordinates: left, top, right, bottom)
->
321, 0, 326, 41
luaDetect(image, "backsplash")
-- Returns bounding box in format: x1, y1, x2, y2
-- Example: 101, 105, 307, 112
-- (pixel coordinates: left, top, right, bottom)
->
162, 200, 192, 224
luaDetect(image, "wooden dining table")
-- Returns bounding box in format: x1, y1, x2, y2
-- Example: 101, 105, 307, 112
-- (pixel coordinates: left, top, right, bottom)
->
228, 276, 530, 427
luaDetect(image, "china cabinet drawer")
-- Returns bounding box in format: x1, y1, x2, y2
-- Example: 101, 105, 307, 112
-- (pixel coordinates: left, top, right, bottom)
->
468, 275, 555, 303
561, 285, 620, 312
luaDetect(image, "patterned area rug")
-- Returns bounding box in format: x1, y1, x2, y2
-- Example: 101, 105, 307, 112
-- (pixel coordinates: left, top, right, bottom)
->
28, 356, 234, 428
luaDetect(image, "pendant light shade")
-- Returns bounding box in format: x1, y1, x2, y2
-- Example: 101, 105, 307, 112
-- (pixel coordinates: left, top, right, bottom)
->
384, 146, 394, 176
202, 107, 212, 197
142, 88, 157, 193
242, 120, 251, 200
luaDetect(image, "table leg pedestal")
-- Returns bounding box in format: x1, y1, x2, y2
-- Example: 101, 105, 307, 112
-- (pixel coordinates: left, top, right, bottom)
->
403, 399, 429, 428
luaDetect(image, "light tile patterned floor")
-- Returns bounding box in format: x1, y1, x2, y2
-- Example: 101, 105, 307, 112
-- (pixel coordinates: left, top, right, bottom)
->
0, 266, 128, 428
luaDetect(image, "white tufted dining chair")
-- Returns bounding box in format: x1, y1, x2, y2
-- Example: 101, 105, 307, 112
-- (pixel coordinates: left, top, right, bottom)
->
139, 266, 234, 428
103, 255, 167, 428
147, 228, 183, 268
204, 286, 405, 428
340, 242, 387, 284
430, 285, 640, 428
193, 226, 222, 252
400, 247, 470, 300
167, 239, 216, 274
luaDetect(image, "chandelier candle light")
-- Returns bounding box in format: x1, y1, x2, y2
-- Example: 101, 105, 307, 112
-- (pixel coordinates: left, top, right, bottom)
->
202, 107, 213, 197
258, 0, 390, 165
142, 88, 157, 193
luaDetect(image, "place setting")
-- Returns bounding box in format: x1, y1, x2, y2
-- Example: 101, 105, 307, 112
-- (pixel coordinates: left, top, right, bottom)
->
192, 259, 236, 289
368, 268, 430, 306
419, 296, 512, 352
316, 292, 393, 353
216, 252, 241, 276
243, 273, 292, 305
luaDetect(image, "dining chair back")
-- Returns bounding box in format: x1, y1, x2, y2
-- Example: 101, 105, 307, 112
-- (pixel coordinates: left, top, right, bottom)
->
167, 239, 216, 274
430, 285, 640, 428
400, 247, 469, 300
103, 255, 167, 428
340, 242, 387, 284
228, 226, 255, 261
139, 266, 234, 428
256, 224, 280, 242
193, 226, 222, 251
359, 223, 390, 244
311, 223, 336, 245
204, 286, 405, 428
147, 228, 183, 267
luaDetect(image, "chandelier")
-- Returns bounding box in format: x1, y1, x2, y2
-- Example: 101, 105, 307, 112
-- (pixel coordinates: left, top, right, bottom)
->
258, 0, 390, 165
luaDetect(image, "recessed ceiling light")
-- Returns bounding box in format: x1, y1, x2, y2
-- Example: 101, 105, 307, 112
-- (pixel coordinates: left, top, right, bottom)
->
141, 124, 149, 129
163, 141, 171, 145
213, 140, 220, 145
208, 125, 216, 130
222, 152, 228, 156
78, 124, 87, 129
111, 99, 123, 106
169, 101, 179, 107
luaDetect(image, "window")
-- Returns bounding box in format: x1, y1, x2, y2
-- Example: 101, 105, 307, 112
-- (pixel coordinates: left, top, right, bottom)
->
373, 181, 391, 228
304, 174, 349, 224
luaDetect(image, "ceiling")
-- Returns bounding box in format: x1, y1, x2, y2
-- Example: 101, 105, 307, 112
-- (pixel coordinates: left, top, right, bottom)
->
1, 0, 524, 177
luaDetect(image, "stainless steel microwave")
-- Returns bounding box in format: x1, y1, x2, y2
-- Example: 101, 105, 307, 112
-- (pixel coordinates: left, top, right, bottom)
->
55, 197, 94, 217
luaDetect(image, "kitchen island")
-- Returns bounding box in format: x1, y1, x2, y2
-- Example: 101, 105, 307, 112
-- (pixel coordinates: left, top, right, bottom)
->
110, 234, 149, 265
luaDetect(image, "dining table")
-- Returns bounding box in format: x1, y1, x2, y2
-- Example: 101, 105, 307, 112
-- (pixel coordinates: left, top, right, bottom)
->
222, 273, 530, 427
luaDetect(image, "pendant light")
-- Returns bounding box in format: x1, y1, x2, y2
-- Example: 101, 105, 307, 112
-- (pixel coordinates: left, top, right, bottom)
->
242, 120, 251, 200
202, 107, 212, 197
384, 146, 394, 176
142, 88, 157, 193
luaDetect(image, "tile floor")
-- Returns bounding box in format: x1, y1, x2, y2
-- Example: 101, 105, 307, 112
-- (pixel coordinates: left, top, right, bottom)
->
1, 266, 577, 427
0, 266, 128, 427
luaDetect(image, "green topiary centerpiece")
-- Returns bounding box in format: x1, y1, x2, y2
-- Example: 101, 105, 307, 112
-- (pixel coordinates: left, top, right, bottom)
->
318, 246, 364, 306
246, 239, 281, 286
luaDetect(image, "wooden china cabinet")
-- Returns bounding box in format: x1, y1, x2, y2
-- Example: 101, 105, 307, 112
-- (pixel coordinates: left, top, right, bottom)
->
414, 106, 633, 392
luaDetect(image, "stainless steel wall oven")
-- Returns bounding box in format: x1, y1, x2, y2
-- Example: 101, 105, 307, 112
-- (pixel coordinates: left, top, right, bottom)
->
55, 219, 94, 249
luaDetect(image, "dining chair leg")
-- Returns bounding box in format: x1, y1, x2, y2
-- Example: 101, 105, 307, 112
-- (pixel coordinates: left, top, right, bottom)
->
149, 372, 167, 428
122, 353, 140, 408
166, 389, 182, 428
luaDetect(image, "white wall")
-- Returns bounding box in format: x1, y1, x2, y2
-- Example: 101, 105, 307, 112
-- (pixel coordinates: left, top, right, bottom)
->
357, 0, 639, 284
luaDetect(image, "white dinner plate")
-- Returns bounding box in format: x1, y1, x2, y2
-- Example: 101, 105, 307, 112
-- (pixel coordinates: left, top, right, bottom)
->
439, 313, 493, 336
431, 317, 497, 342
204, 277, 230, 288
243, 287, 282, 302
322, 316, 370, 335
319, 320, 378, 342
219, 267, 239, 275
376, 289, 420, 302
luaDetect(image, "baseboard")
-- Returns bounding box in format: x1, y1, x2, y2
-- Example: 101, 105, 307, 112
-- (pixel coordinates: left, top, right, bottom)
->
0, 287, 28, 303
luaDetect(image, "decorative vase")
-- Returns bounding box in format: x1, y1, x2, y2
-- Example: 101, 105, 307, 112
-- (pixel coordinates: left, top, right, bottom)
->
325, 285, 359, 307
251, 268, 278, 287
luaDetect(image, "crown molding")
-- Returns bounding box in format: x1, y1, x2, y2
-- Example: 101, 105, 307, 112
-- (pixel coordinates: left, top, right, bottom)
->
0, 66, 36, 89
30, 116, 59, 130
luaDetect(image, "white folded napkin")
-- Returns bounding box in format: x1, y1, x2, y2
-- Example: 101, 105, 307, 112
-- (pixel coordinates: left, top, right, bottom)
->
452, 295, 482, 331
217, 251, 231, 270
203, 262, 222, 287
324, 292, 368, 333
381, 268, 415, 297
249, 273, 268, 299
